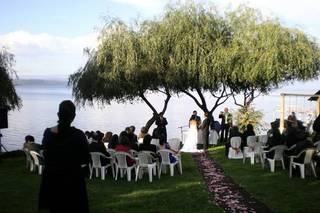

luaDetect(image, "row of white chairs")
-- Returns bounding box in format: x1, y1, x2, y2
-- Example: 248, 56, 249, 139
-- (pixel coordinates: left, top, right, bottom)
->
89, 148, 183, 182
228, 135, 319, 179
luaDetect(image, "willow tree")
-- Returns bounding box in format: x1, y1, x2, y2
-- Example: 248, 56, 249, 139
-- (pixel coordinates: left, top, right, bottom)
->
0, 48, 21, 109
69, 20, 171, 130
143, 3, 235, 117
227, 6, 320, 108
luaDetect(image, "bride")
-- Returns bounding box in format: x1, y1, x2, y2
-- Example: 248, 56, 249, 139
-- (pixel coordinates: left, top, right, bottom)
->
181, 120, 199, 152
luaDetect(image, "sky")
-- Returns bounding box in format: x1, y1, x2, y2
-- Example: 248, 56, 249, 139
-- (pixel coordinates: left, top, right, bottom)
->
0, 0, 320, 80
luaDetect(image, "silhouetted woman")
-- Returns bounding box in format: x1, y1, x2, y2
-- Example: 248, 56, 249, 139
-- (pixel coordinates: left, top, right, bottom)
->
39, 100, 89, 213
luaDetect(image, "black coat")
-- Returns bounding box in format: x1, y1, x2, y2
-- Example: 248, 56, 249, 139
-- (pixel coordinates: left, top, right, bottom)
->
39, 127, 89, 213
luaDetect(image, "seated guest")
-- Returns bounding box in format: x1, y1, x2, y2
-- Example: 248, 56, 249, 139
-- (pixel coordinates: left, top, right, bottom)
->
108, 134, 119, 149
115, 132, 135, 166
23, 135, 42, 152
286, 131, 313, 163
283, 116, 300, 148
103, 131, 113, 143
264, 121, 284, 158
128, 125, 138, 143
89, 133, 110, 165
225, 126, 242, 156
138, 126, 148, 141
312, 114, 320, 143
241, 124, 255, 149
138, 134, 157, 154
158, 135, 178, 163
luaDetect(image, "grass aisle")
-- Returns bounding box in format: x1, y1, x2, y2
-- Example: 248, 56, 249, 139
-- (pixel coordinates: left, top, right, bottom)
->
209, 146, 320, 213
0, 153, 222, 213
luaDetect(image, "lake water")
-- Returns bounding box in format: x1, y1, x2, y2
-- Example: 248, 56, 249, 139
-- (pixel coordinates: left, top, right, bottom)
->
0, 79, 318, 151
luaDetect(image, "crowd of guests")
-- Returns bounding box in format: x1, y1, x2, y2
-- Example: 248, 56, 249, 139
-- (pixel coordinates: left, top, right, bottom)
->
224, 112, 320, 167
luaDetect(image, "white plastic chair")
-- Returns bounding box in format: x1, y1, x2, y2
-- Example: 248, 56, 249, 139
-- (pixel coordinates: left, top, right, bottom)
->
209, 130, 219, 145
129, 149, 138, 158
243, 136, 260, 165
157, 149, 182, 177
313, 141, 320, 151
289, 148, 317, 179
23, 149, 34, 171
114, 151, 137, 181
228, 137, 243, 159
151, 139, 160, 148
262, 145, 287, 172
135, 151, 158, 182
258, 135, 268, 145
89, 152, 114, 180
29, 151, 44, 175
168, 138, 181, 152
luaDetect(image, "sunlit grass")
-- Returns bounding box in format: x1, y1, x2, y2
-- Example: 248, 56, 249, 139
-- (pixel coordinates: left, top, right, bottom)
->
208, 146, 320, 212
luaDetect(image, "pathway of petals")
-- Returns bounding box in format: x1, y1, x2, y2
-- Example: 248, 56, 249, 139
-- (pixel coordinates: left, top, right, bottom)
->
193, 152, 272, 213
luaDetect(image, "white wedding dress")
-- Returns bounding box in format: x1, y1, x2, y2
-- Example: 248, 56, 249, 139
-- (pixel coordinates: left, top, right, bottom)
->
181, 121, 200, 153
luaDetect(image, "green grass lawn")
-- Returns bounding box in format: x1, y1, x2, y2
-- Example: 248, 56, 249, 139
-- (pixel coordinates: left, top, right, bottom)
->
0, 153, 221, 213
208, 146, 320, 213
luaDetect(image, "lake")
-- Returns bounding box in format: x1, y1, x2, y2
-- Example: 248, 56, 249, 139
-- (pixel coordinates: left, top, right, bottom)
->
0, 79, 318, 151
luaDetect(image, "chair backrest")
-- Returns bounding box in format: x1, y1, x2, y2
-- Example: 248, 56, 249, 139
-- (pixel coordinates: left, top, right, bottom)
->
138, 138, 143, 143
168, 138, 181, 152
23, 148, 32, 161
29, 151, 41, 166
157, 149, 172, 165
230, 137, 241, 148
151, 139, 160, 147
90, 152, 105, 167
137, 152, 153, 166
130, 149, 138, 157
247, 136, 257, 147
271, 145, 287, 160
303, 149, 316, 164
115, 152, 134, 168
106, 148, 116, 157
258, 135, 268, 144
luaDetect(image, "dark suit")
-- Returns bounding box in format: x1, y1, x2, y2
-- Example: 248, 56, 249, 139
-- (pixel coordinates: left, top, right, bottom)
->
156, 117, 168, 142
200, 118, 210, 149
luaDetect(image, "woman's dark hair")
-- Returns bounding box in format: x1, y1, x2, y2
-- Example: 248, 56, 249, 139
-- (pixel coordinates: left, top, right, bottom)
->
247, 124, 254, 131
143, 134, 152, 145
109, 134, 119, 149
25, 135, 35, 143
57, 100, 76, 137
119, 133, 130, 146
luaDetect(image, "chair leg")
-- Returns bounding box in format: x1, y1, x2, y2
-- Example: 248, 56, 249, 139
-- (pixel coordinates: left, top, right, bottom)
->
243, 154, 246, 164
153, 166, 156, 176
179, 160, 183, 174
127, 169, 131, 182
101, 168, 105, 180
111, 164, 115, 178
289, 160, 293, 178
95, 168, 99, 178
115, 166, 118, 181
281, 159, 285, 170
170, 165, 174, 177
120, 169, 124, 178
300, 165, 305, 179
148, 166, 153, 182
158, 164, 162, 179
311, 162, 317, 178
135, 166, 140, 182
250, 155, 254, 165
269, 159, 275, 172
38, 165, 42, 175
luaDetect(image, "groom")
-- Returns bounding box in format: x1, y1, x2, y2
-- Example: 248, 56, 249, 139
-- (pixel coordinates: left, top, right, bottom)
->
189, 110, 201, 128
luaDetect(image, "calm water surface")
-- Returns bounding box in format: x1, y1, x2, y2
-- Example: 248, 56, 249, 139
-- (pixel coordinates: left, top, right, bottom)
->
1, 79, 317, 151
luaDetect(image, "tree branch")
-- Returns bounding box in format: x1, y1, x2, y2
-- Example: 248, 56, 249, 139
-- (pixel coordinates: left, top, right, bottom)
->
182, 90, 204, 110
195, 87, 208, 112
139, 91, 158, 114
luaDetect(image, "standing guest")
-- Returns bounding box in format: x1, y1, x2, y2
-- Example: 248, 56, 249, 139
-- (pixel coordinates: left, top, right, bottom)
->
102, 131, 113, 143
225, 126, 241, 156
156, 112, 168, 142
152, 127, 160, 139
199, 112, 210, 150
224, 107, 233, 141
283, 115, 299, 148
23, 135, 42, 152
241, 124, 256, 149
108, 134, 119, 149
138, 134, 157, 154
128, 125, 138, 143
138, 126, 148, 141
115, 132, 135, 166
219, 111, 226, 142
38, 100, 89, 213
189, 110, 201, 128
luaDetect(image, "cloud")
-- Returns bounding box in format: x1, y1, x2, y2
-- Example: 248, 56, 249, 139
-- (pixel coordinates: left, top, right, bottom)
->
0, 31, 98, 77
